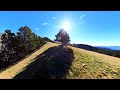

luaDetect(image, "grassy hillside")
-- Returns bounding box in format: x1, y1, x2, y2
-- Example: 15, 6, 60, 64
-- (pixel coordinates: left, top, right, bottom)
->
0, 42, 58, 79
67, 46, 120, 79
0, 42, 120, 79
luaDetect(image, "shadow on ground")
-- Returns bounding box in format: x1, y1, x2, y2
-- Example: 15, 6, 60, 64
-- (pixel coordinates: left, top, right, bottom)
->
13, 45, 74, 79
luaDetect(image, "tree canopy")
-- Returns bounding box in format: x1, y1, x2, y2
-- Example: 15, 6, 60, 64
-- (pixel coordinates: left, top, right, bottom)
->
54, 28, 70, 46
0, 26, 46, 69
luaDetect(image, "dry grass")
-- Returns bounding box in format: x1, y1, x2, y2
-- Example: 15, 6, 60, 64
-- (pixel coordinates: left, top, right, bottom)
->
66, 46, 120, 79
0, 42, 58, 79
13, 45, 74, 79
1, 42, 120, 79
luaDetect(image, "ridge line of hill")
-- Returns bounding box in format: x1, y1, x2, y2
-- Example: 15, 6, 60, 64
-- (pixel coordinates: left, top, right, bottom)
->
1, 42, 120, 79
0, 42, 57, 79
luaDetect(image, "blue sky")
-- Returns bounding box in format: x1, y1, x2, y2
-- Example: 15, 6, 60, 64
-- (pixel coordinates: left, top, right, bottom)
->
0, 11, 120, 46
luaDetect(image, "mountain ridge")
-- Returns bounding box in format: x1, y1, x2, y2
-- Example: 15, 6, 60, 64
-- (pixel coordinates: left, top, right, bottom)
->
69, 43, 120, 58
96, 46, 120, 50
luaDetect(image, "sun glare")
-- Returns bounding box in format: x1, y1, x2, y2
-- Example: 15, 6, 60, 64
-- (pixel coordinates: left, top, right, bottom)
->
62, 21, 70, 31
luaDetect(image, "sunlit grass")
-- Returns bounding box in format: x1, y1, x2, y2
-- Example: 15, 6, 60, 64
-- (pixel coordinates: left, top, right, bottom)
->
66, 46, 120, 79
0, 42, 58, 79
1, 42, 120, 79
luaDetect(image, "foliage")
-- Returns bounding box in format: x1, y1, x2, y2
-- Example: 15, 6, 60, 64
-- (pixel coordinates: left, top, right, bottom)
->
0, 26, 46, 69
54, 28, 70, 46
43, 37, 54, 43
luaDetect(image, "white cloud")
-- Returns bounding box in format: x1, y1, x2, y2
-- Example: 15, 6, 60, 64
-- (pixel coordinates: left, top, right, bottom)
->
41, 22, 48, 26
80, 14, 85, 19
35, 28, 39, 30
52, 17, 57, 19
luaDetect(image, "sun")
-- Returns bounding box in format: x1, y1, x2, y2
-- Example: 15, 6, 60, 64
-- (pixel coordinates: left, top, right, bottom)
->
61, 21, 70, 31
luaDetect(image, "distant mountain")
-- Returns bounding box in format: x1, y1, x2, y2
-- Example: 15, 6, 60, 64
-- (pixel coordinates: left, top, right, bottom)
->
70, 43, 120, 58
71, 44, 120, 51
96, 46, 120, 50
70, 44, 98, 51
96, 46, 112, 50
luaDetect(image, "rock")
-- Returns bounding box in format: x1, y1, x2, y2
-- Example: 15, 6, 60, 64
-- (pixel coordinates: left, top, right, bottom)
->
82, 63, 86, 67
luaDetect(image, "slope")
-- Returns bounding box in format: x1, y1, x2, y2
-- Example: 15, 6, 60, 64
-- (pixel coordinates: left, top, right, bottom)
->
66, 46, 120, 79
0, 42, 120, 79
0, 42, 58, 79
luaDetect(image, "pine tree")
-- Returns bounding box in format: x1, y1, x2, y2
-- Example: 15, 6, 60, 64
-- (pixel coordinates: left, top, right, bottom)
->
55, 28, 70, 47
